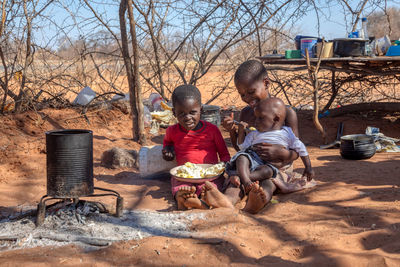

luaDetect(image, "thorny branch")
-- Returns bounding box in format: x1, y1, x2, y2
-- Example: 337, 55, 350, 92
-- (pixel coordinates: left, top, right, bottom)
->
0, 0, 398, 117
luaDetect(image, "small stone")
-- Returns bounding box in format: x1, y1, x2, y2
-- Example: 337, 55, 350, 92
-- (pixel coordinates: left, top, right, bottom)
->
155, 249, 160, 255
371, 224, 376, 230
240, 243, 246, 247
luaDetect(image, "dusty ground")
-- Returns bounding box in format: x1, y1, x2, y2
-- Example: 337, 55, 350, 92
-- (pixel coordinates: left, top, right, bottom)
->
0, 106, 399, 266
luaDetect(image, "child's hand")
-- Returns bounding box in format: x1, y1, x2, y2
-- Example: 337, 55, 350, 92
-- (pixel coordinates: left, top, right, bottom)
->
238, 121, 249, 131
302, 167, 315, 181
252, 143, 287, 163
229, 176, 241, 187
222, 112, 236, 132
162, 146, 175, 161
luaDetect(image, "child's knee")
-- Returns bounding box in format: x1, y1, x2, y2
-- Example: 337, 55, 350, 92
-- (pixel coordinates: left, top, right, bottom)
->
258, 166, 274, 179
236, 155, 249, 165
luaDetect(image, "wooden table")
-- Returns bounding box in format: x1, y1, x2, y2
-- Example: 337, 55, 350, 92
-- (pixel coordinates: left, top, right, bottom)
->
257, 56, 400, 139
257, 56, 400, 75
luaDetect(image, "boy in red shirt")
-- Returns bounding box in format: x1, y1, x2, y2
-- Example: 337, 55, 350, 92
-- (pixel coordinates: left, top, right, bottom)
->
162, 85, 232, 210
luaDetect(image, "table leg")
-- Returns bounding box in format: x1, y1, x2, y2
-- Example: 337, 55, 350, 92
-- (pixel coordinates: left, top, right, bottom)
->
305, 48, 326, 141
322, 70, 338, 112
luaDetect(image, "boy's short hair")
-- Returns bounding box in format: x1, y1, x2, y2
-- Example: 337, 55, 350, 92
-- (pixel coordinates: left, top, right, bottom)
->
171, 84, 202, 106
234, 60, 269, 85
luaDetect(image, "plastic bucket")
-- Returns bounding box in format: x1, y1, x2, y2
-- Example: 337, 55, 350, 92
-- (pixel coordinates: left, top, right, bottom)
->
201, 105, 221, 126
139, 145, 177, 177
301, 38, 318, 58
315, 42, 333, 58
295, 35, 315, 50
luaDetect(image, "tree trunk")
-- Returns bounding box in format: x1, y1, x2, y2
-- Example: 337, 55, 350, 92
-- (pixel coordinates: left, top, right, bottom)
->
119, 0, 146, 144
127, 0, 146, 145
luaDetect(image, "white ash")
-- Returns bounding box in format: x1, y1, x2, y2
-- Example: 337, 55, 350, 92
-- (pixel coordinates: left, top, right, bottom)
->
0, 203, 206, 251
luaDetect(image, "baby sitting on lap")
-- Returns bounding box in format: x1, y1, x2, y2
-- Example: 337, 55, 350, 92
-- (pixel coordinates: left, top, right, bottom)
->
226, 97, 315, 193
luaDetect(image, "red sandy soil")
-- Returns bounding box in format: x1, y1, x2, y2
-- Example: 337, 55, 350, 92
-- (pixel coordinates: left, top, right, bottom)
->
0, 106, 399, 266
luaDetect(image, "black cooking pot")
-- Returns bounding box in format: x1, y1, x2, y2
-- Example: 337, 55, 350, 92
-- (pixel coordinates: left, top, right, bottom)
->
46, 129, 94, 197
333, 38, 368, 57
340, 134, 376, 160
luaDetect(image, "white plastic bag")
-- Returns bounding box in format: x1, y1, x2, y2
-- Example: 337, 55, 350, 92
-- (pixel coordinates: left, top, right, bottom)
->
143, 105, 152, 127
138, 145, 177, 177
374, 35, 391, 56
72, 86, 96, 105
149, 93, 163, 111
112, 93, 129, 101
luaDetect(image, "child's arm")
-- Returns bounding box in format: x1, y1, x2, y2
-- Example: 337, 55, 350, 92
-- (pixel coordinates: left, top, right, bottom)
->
222, 108, 252, 152
162, 126, 175, 161
237, 121, 248, 146
300, 155, 315, 181
285, 106, 299, 137
286, 127, 314, 180
222, 113, 239, 151
237, 122, 255, 151
162, 146, 175, 161
252, 144, 298, 168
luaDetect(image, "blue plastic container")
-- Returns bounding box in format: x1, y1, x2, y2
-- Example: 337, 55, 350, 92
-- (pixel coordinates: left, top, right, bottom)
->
301, 38, 318, 58
295, 35, 315, 50
386, 46, 400, 56
294, 35, 321, 50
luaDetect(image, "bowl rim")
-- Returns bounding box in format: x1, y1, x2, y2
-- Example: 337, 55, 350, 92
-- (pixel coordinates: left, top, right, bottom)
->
170, 163, 224, 183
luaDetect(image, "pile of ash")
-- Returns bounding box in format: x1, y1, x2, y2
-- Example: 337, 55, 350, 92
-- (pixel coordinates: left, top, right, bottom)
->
0, 201, 206, 251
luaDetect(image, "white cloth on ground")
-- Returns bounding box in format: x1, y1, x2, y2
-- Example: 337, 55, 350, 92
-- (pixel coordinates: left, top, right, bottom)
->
366, 126, 400, 152
238, 126, 308, 156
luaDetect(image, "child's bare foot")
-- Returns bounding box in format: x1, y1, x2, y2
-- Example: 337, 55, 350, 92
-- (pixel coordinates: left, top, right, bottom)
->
201, 181, 234, 209
176, 186, 196, 210
182, 190, 207, 209
229, 175, 240, 187
243, 182, 268, 214
271, 177, 317, 194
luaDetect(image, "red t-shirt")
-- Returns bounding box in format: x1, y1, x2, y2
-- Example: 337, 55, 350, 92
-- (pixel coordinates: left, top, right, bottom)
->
163, 121, 230, 165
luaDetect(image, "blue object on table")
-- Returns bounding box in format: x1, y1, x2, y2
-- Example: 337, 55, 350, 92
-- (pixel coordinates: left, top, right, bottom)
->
294, 35, 322, 50
301, 38, 318, 58
385, 46, 400, 56
348, 31, 359, 38
318, 110, 330, 118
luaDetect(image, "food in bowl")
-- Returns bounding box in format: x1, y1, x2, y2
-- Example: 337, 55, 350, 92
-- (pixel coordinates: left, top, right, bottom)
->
174, 162, 225, 178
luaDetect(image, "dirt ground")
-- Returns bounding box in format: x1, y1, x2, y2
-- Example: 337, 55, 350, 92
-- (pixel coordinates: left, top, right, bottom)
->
0, 106, 399, 266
